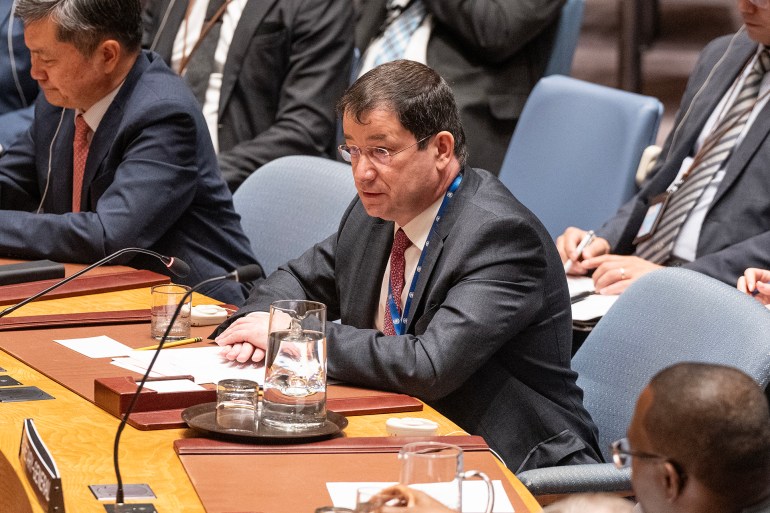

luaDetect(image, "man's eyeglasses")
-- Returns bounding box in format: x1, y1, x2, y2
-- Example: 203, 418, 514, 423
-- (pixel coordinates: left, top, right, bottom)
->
750, 0, 769, 9
338, 134, 434, 166
611, 438, 688, 483
611, 438, 668, 469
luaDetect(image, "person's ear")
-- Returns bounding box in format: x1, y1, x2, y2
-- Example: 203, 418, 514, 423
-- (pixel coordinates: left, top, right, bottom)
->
99, 39, 121, 73
433, 131, 455, 169
662, 461, 686, 502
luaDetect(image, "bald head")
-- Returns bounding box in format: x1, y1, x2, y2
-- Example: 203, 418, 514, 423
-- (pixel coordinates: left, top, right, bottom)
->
642, 363, 770, 501
543, 494, 634, 513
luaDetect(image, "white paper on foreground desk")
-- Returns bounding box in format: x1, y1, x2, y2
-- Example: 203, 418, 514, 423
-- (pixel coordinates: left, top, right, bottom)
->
326, 481, 514, 512
54, 335, 134, 358
110, 346, 265, 385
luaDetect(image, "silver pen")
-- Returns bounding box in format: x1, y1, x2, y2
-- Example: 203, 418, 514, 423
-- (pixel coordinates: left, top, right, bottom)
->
564, 230, 595, 273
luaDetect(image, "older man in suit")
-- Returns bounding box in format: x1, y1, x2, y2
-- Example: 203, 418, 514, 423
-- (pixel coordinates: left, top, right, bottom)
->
213, 60, 601, 471
1, 0, 259, 304
354, 0, 564, 175
558, 0, 770, 295
141, 0, 353, 191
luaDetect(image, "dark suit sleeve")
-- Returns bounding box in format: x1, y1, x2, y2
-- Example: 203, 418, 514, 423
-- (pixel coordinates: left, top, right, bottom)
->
217, 0, 354, 188
423, 0, 564, 61
0, 100, 203, 263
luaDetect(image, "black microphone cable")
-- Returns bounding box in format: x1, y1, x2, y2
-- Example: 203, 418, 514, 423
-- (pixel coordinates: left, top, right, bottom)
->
112, 264, 262, 506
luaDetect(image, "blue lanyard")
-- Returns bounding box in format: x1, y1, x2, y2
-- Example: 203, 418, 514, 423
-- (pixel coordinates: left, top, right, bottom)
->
387, 174, 463, 335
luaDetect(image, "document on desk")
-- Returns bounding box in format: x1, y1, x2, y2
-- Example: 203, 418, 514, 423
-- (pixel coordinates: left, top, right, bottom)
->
54, 335, 134, 358
326, 481, 515, 512
111, 346, 265, 385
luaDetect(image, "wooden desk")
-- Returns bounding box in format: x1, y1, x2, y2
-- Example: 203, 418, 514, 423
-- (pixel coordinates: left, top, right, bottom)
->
0, 288, 542, 513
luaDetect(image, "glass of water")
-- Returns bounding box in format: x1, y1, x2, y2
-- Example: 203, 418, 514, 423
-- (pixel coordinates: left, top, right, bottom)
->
261, 300, 327, 431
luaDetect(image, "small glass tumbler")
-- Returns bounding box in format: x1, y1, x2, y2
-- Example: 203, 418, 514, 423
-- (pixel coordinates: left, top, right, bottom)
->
150, 284, 192, 340
215, 378, 259, 431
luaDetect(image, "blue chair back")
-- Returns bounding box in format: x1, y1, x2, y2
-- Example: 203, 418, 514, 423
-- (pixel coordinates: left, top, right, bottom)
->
545, 0, 585, 76
574, 268, 770, 461
498, 75, 662, 239
232, 156, 357, 276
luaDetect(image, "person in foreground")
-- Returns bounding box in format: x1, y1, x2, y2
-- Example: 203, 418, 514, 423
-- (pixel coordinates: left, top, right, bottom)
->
557, 0, 770, 295
214, 59, 601, 471
620, 362, 770, 513
1, 0, 259, 304
362, 362, 770, 513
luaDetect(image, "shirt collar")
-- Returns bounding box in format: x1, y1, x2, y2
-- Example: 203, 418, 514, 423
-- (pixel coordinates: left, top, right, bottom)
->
395, 194, 443, 251
76, 80, 125, 133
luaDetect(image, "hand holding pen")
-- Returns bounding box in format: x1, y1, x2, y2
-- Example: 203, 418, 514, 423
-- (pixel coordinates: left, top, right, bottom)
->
563, 230, 595, 274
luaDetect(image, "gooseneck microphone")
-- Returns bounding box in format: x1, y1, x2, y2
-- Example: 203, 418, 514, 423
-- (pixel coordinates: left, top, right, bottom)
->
112, 264, 262, 507
0, 248, 190, 318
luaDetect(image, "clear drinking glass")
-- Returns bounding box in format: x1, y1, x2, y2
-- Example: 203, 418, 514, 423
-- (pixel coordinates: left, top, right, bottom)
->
150, 284, 191, 340
261, 300, 327, 430
398, 442, 494, 513
215, 378, 258, 431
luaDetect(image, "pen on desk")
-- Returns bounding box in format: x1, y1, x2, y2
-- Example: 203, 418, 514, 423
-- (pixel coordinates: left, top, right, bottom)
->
135, 337, 203, 351
564, 230, 595, 274
141, 374, 196, 383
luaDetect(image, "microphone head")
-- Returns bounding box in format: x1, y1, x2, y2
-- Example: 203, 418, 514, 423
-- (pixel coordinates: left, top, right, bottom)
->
230, 264, 263, 283
165, 257, 191, 277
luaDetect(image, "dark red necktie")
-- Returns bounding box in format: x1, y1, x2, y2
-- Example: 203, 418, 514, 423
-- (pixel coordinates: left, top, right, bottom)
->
72, 114, 90, 213
384, 228, 411, 335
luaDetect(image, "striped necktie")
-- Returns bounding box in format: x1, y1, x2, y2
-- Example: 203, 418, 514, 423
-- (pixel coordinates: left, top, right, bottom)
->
636, 49, 770, 264
372, 0, 427, 67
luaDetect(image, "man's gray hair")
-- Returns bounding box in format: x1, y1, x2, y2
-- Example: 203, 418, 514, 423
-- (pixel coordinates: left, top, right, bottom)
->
15, 0, 142, 56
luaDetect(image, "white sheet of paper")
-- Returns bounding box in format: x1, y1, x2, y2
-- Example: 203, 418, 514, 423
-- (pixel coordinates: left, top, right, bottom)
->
326, 480, 514, 513
143, 379, 206, 393
113, 346, 265, 385
571, 293, 619, 322
54, 335, 134, 359
567, 276, 595, 297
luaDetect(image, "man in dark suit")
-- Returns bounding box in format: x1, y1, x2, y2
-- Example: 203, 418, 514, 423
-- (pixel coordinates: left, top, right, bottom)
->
354, 0, 564, 175
214, 60, 601, 471
558, 2, 770, 296
0, 0, 38, 152
2, 0, 260, 305
141, 0, 354, 191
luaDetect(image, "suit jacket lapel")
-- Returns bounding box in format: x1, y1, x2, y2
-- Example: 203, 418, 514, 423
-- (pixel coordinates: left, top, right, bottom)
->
78, 54, 149, 211
219, 0, 278, 113
149, 0, 189, 60
672, 39, 756, 173
404, 169, 475, 333
348, 218, 392, 329
355, 0, 388, 49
